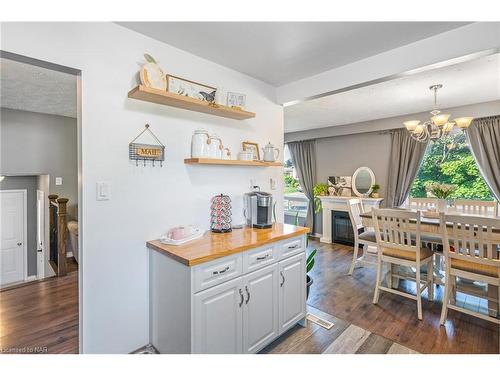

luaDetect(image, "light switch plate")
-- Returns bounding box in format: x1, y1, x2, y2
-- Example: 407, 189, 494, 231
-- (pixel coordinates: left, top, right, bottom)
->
96, 181, 110, 201
55, 177, 63, 186
270, 178, 277, 190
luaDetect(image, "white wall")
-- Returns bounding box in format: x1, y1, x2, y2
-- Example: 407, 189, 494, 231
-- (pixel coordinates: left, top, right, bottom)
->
0, 22, 284, 353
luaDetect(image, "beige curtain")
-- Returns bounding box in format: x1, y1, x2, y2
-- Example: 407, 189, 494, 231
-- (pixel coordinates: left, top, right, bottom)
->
386, 129, 428, 207
466, 116, 500, 202
287, 140, 317, 229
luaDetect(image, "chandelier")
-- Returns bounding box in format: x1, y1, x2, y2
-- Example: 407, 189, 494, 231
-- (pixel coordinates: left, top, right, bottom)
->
404, 84, 474, 143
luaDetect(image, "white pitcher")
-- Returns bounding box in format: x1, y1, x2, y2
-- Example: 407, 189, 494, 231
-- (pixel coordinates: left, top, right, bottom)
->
261, 142, 280, 162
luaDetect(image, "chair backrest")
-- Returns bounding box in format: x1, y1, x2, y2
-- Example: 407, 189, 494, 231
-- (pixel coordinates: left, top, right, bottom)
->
409, 197, 439, 211
454, 199, 498, 217
347, 198, 364, 233
440, 213, 500, 268
372, 208, 422, 262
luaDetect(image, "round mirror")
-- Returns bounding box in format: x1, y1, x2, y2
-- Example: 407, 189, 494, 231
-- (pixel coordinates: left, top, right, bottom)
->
352, 167, 376, 197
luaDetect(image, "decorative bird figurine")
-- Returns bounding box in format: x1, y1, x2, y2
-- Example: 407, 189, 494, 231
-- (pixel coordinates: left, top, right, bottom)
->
199, 90, 216, 103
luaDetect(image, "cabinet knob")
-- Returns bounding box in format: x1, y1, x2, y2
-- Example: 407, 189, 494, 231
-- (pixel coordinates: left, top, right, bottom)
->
17, 242, 22, 246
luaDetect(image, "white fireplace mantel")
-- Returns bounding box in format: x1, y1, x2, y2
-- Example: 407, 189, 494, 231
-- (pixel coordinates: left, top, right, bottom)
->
318, 196, 384, 244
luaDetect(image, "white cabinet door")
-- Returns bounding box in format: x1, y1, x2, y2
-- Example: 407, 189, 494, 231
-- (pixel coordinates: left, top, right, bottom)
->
242, 263, 279, 353
278, 253, 306, 334
193, 276, 244, 353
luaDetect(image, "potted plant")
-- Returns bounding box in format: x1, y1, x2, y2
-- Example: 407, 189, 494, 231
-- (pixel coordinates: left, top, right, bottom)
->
425, 182, 456, 211
371, 184, 381, 198
306, 248, 316, 300
313, 183, 329, 213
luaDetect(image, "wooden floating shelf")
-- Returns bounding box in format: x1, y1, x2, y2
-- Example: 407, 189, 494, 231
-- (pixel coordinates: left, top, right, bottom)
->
184, 158, 282, 167
128, 85, 256, 120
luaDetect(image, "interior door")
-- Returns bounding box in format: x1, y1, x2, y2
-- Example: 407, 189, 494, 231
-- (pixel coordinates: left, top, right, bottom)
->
278, 253, 306, 334
242, 263, 279, 353
0, 190, 26, 286
193, 276, 243, 353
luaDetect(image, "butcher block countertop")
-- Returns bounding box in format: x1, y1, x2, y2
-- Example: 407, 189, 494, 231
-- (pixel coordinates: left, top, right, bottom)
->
146, 223, 310, 266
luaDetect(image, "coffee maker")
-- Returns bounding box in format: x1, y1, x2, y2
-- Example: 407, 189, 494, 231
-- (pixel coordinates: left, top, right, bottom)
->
244, 187, 273, 229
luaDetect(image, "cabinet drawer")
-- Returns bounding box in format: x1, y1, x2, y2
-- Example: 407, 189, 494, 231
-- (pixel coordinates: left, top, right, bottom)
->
193, 254, 242, 292
242, 245, 278, 273
280, 237, 303, 259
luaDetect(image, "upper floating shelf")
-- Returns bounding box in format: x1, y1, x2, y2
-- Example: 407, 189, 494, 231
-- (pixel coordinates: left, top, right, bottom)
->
184, 158, 282, 167
128, 85, 256, 120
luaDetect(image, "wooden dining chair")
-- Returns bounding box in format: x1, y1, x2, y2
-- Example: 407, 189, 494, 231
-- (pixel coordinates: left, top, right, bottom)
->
409, 197, 439, 211
347, 199, 378, 275
372, 208, 434, 320
439, 214, 500, 325
454, 199, 498, 217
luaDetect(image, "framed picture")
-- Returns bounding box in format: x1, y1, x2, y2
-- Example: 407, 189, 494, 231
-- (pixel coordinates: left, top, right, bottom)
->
327, 176, 352, 197
242, 141, 260, 160
227, 92, 246, 108
166, 74, 216, 102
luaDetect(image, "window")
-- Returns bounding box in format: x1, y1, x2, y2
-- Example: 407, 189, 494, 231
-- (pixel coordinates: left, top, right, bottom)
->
283, 145, 309, 226
410, 130, 493, 200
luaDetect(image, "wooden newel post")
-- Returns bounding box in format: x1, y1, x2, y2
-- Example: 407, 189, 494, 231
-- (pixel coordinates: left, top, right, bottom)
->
57, 198, 69, 276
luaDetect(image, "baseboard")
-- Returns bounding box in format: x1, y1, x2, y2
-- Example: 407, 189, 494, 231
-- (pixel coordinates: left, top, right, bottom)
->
25, 275, 37, 282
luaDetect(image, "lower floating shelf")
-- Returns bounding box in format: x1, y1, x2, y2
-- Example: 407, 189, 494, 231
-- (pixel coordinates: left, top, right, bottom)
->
184, 158, 282, 167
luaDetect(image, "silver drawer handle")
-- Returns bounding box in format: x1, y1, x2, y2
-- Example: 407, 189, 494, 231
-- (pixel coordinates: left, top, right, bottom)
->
245, 286, 250, 304
212, 266, 230, 275
287, 244, 299, 249
280, 271, 285, 287
239, 288, 244, 307
256, 254, 270, 261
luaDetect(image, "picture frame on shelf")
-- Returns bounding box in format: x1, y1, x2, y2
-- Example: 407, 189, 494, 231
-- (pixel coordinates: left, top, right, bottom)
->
227, 92, 246, 109
242, 141, 260, 160
166, 75, 216, 102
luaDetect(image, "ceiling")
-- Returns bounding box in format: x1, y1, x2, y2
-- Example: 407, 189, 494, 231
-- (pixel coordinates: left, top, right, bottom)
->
118, 22, 469, 86
284, 53, 500, 133
0, 58, 77, 118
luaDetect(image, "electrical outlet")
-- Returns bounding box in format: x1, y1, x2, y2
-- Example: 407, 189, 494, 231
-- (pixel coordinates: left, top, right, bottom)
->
55, 177, 63, 186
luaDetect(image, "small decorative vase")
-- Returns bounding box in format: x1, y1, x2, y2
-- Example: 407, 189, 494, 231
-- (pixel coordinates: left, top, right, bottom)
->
371, 192, 380, 198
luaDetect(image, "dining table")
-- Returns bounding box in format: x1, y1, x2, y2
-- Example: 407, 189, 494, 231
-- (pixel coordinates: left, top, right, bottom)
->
360, 208, 500, 318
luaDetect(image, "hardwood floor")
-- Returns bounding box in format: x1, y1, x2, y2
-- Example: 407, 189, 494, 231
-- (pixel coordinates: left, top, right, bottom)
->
261, 305, 418, 354
0, 271, 78, 354
303, 239, 499, 354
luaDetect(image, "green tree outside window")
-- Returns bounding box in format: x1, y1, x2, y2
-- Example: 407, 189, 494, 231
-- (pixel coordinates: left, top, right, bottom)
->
410, 132, 493, 201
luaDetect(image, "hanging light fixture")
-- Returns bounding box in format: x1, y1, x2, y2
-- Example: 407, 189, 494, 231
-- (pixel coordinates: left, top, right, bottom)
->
404, 84, 474, 143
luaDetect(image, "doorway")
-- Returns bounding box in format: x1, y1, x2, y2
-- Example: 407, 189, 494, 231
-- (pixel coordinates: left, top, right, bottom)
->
0, 50, 82, 353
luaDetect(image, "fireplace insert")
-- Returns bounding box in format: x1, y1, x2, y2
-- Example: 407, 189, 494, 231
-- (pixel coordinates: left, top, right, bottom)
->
331, 210, 355, 246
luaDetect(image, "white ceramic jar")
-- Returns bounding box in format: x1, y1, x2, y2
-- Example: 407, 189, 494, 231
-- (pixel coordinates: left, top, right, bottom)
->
209, 134, 223, 159
191, 129, 210, 158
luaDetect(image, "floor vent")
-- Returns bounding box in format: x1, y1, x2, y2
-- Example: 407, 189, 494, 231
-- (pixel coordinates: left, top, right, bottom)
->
131, 343, 159, 354
306, 313, 335, 330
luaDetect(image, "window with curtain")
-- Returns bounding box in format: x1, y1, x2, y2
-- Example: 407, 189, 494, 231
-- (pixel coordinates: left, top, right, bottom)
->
410, 129, 494, 200
283, 144, 309, 226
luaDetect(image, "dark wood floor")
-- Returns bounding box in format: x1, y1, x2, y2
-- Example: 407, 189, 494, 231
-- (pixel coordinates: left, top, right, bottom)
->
306, 239, 499, 354
0, 270, 78, 354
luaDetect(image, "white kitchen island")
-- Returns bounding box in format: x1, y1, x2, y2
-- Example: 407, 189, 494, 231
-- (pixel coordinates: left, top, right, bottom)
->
146, 223, 310, 354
